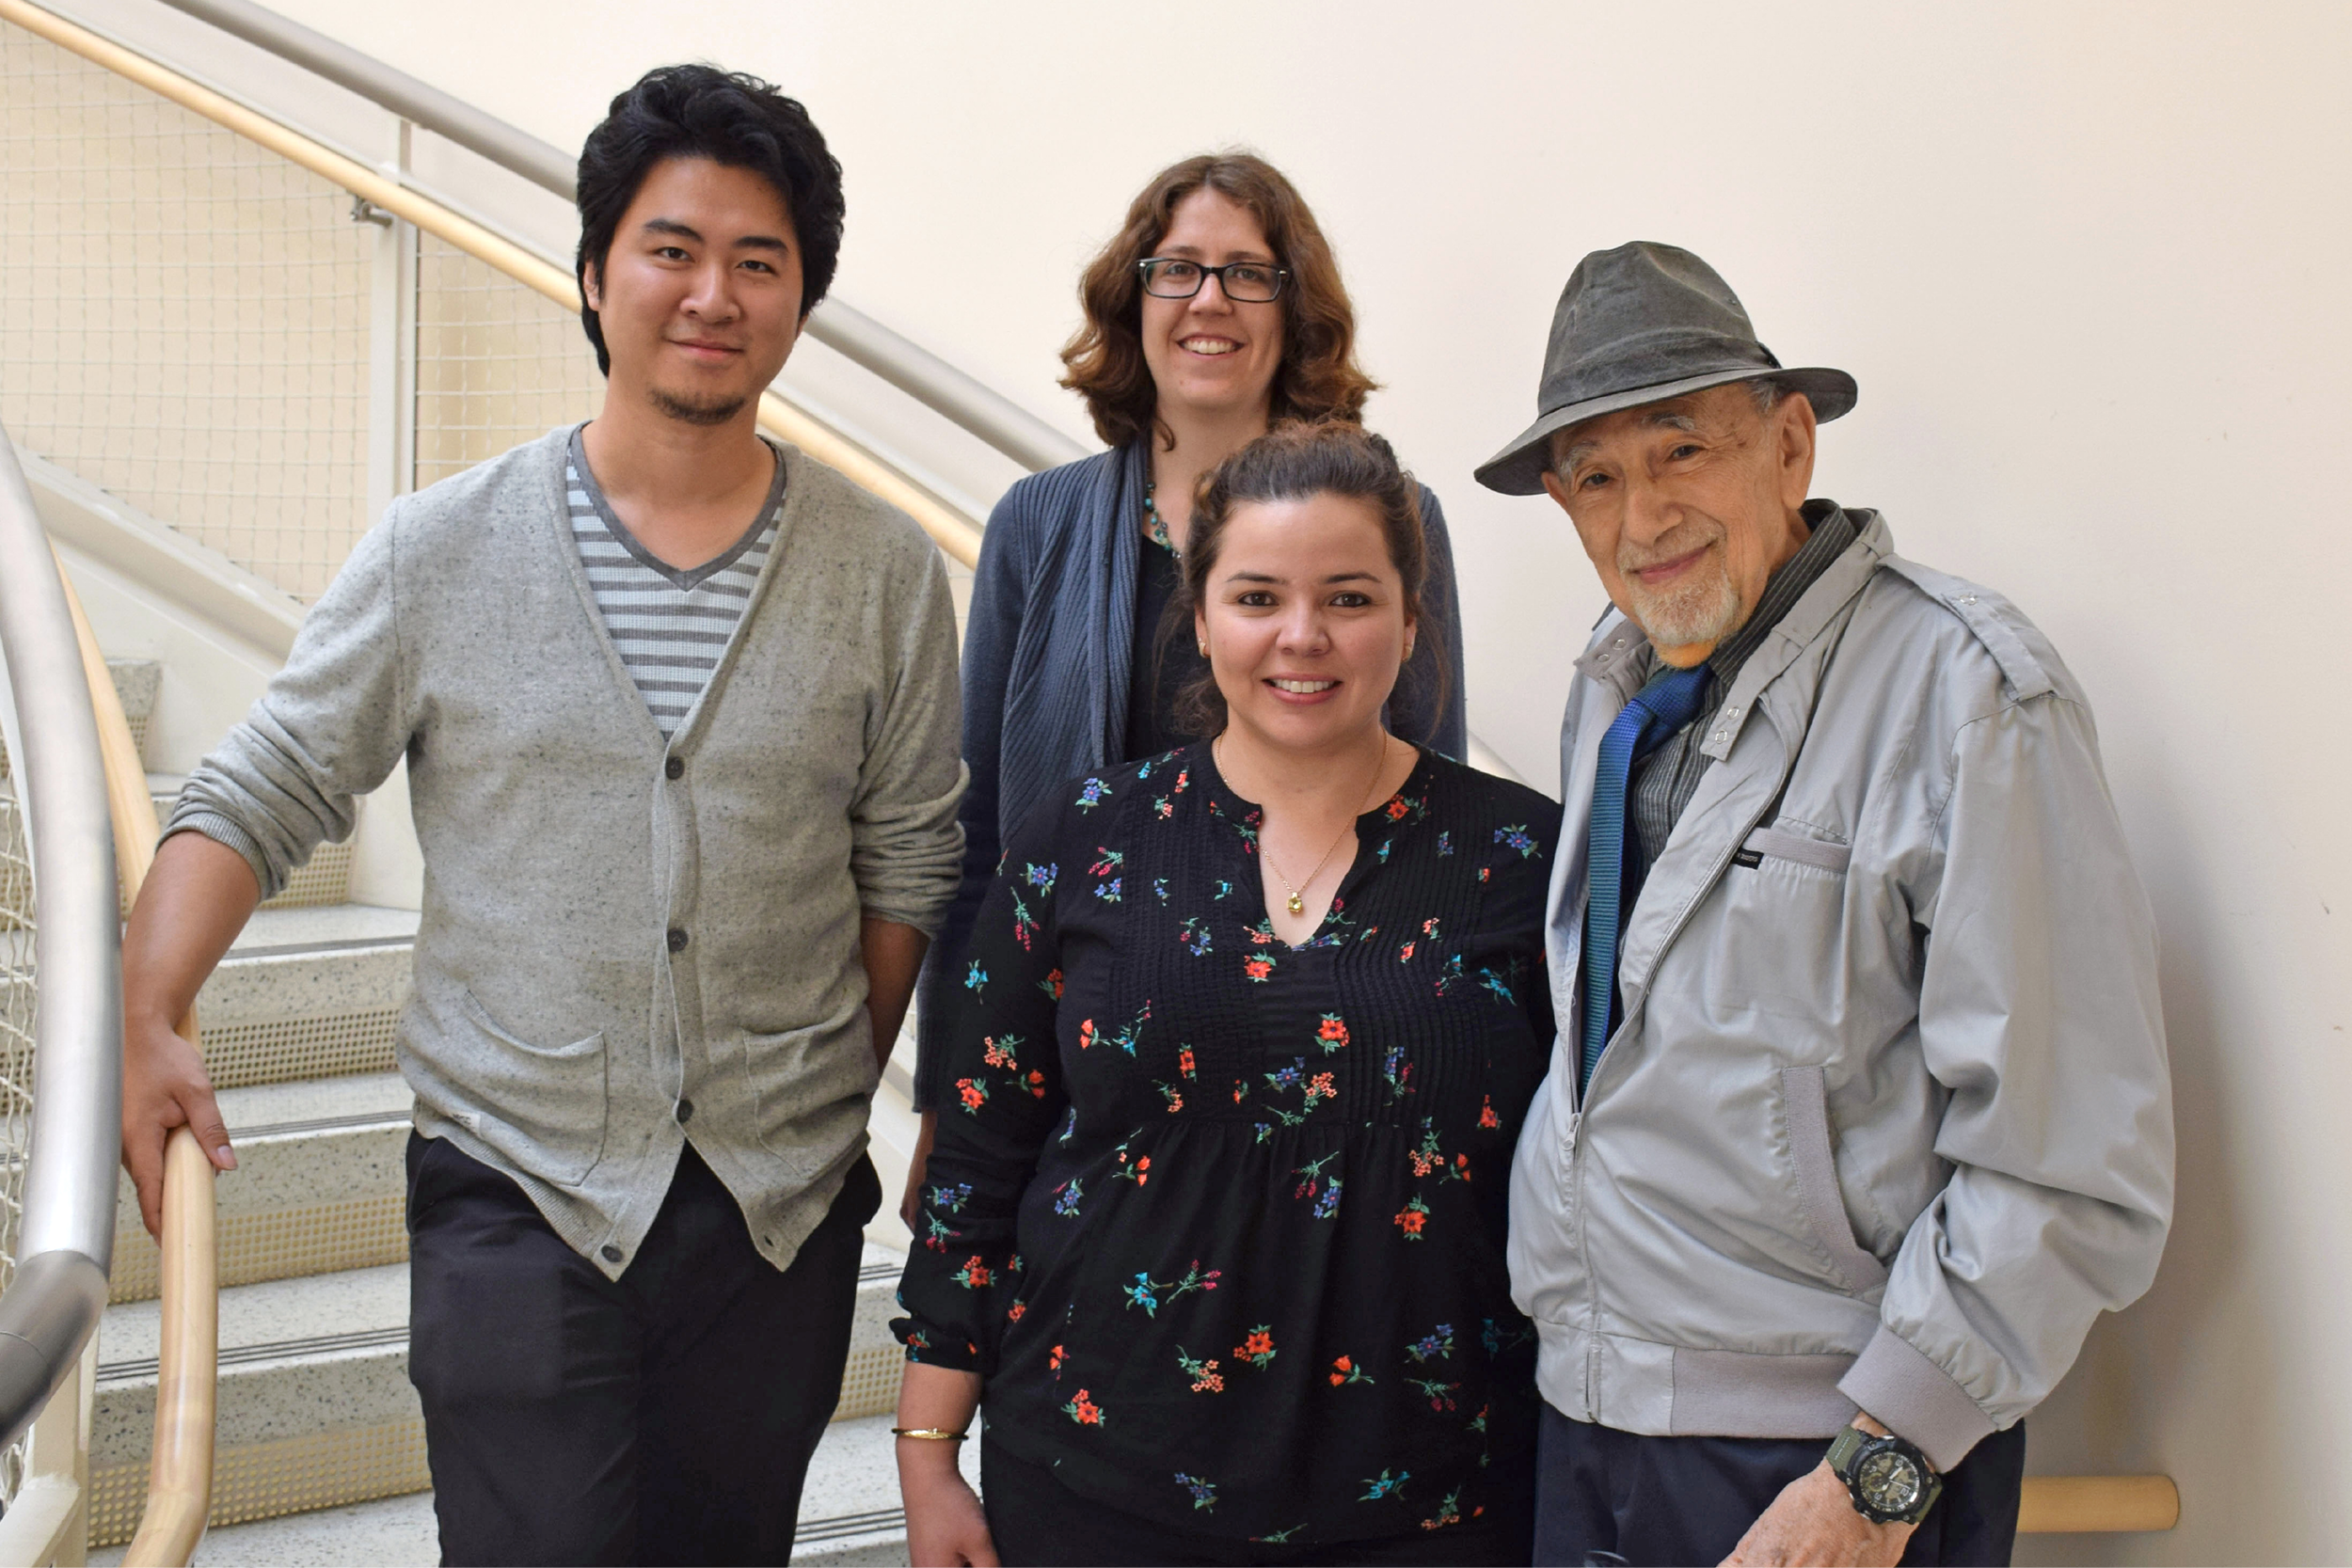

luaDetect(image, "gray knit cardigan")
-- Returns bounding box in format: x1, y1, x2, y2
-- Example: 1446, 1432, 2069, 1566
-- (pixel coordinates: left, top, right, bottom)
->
169, 427, 966, 1277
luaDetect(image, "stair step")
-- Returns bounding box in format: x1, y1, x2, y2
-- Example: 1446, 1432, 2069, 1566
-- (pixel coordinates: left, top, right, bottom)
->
108, 1071, 413, 1303
87, 1243, 913, 1546
89, 1263, 422, 1547
146, 773, 353, 910
196, 904, 418, 1090
0, 657, 153, 784
89, 1410, 959, 1566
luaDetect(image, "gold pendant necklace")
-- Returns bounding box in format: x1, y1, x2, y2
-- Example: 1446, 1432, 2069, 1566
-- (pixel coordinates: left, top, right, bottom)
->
1221, 734, 1393, 917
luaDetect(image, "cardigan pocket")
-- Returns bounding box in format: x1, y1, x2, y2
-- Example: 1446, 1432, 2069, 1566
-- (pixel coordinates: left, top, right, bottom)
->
454, 990, 609, 1186
740, 1008, 881, 1164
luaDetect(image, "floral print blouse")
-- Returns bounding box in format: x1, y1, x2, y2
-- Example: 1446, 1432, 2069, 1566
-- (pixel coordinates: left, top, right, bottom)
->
894, 743, 1558, 1546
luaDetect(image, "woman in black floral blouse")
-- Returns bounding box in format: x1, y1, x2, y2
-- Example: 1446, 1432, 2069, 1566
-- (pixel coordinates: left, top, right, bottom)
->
895, 423, 1556, 1566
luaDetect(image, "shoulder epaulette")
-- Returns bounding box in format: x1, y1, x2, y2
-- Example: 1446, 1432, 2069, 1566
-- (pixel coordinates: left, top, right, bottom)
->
1878, 556, 2054, 701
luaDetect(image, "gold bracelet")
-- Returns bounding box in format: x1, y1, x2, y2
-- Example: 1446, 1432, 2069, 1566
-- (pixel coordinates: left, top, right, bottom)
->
891, 1427, 968, 1441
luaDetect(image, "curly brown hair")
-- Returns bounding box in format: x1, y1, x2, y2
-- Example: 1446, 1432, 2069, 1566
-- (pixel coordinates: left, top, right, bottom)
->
1059, 152, 1377, 451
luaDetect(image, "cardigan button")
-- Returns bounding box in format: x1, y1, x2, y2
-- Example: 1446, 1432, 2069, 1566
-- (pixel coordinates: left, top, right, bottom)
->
665, 756, 684, 780
668, 927, 689, 953
675, 1098, 694, 1124
600, 1244, 624, 1264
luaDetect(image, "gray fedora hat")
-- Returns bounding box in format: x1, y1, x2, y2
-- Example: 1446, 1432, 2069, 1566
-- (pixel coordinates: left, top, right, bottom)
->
1474, 242, 1857, 496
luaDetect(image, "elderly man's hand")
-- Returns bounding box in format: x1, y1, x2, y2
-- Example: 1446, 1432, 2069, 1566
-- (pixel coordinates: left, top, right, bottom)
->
1721, 1460, 1914, 1568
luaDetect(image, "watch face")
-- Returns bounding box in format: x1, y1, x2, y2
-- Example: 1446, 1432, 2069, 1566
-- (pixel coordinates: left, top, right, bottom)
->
1855, 1449, 1924, 1516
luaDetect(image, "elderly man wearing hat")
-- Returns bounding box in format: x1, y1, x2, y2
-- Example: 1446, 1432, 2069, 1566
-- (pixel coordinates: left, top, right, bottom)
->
1486, 244, 2173, 1567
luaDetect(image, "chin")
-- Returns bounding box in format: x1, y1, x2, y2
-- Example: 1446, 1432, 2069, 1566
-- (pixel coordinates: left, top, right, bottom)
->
1241, 700, 1375, 751
647, 385, 751, 427
1626, 579, 1741, 651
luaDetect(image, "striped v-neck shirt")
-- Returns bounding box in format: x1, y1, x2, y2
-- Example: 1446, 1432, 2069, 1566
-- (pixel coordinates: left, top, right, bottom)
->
566, 428, 785, 738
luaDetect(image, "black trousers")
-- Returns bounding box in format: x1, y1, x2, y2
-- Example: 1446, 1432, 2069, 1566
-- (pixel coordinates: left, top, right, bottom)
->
1533, 1402, 2026, 1567
405, 1132, 880, 1566
979, 1431, 1535, 1567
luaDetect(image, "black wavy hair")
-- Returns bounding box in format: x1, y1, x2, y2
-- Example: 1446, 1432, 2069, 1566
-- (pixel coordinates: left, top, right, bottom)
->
573, 64, 846, 375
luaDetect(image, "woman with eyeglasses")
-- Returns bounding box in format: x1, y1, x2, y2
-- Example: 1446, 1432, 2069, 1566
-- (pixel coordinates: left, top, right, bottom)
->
894, 422, 1545, 1565
904, 150, 1468, 1219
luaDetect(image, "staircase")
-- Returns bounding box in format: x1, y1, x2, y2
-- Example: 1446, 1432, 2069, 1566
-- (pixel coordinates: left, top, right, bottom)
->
70, 660, 926, 1561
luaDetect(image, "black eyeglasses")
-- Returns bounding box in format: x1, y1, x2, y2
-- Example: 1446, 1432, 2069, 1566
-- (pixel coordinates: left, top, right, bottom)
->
1137, 257, 1290, 303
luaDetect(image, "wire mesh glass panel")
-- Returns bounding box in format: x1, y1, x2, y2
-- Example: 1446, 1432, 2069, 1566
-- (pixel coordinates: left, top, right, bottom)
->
414, 235, 601, 487
0, 17, 372, 603
0, 785, 33, 1292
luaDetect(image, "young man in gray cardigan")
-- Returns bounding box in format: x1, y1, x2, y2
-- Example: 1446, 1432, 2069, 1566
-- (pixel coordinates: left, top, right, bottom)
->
118, 67, 965, 1563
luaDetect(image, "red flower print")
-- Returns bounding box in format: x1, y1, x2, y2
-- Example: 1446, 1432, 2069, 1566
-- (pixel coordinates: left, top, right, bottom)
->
1178, 1046, 1197, 1078
1008, 1302, 1025, 1323
1050, 1343, 1065, 1371
1027, 1069, 1048, 1099
1399, 941, 1416, 962
1078, 1018, 1095, 1051
1045, 968, 1065, 999
1394, 1196, 1431, 1238
957, 1078, 987, 1112
1233, 1326, 1277, 1368
1316, 1013, 1350, 1050
1063, 1388, 1104, 1426
1479, 1095, 1501, 1130
1244, 957, 1273, 982
1386, 797, 1409, 819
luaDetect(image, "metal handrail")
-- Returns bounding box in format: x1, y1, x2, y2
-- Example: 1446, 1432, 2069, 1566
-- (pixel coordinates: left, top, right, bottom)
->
0, 428, 119, 1453
153, 0, 1092, 476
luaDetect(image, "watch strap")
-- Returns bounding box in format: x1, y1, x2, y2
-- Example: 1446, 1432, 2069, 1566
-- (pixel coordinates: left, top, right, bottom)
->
1825, 1424, 1871, 1476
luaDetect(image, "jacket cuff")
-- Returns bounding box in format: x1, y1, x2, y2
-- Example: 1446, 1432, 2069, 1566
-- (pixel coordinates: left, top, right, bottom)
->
1836, 1325, 1997, 1473
162, 814, 278, 903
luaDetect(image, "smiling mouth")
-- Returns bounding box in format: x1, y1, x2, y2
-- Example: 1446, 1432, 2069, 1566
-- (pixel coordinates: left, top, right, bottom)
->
1629, 544, 1711, 584
1270, 678, 1337, 694
1179, 337, 1241, 356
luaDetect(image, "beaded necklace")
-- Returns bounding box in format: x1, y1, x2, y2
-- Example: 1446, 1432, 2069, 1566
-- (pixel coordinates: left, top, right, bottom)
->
1142, 479, 1176, 554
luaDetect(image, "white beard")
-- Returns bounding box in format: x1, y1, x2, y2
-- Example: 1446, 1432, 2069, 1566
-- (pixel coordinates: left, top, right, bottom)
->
1624, 555, 1742, 649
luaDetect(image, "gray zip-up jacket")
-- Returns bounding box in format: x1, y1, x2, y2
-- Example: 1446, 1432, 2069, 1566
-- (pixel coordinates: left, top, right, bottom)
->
1507, 509, 2172, 1472
167, 427, 965, 1278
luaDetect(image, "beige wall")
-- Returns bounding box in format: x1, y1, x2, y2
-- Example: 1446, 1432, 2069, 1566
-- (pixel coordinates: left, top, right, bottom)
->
208, 2, 2352, 1559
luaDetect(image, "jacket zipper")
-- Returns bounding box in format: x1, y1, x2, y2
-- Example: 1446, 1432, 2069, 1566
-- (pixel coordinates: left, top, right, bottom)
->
1570, 750, 1791, 1120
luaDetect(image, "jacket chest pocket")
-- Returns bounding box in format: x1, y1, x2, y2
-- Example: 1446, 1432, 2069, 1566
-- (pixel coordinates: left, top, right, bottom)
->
1680, 823, 1857, 1018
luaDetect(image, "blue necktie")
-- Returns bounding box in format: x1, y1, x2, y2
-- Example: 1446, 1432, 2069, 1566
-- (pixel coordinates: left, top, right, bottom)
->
1580, 663, 1714, 1093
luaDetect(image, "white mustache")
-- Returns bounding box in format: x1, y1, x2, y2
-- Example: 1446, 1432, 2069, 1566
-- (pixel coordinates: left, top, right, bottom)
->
1618, 522, 1723, 576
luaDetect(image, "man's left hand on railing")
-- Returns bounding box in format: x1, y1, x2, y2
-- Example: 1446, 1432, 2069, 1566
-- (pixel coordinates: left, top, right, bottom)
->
120, 831, 260, 1235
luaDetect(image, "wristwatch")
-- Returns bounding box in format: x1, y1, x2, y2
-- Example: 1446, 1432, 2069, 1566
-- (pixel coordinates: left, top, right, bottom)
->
1825, 1424, 1942, 1526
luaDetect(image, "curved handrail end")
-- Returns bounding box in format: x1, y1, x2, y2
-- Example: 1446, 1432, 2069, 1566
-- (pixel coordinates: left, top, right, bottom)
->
0, 1249, 110, 1451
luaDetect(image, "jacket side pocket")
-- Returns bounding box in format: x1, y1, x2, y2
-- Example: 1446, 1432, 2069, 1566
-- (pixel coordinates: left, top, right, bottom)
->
1779, 1066, 1889, 1294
